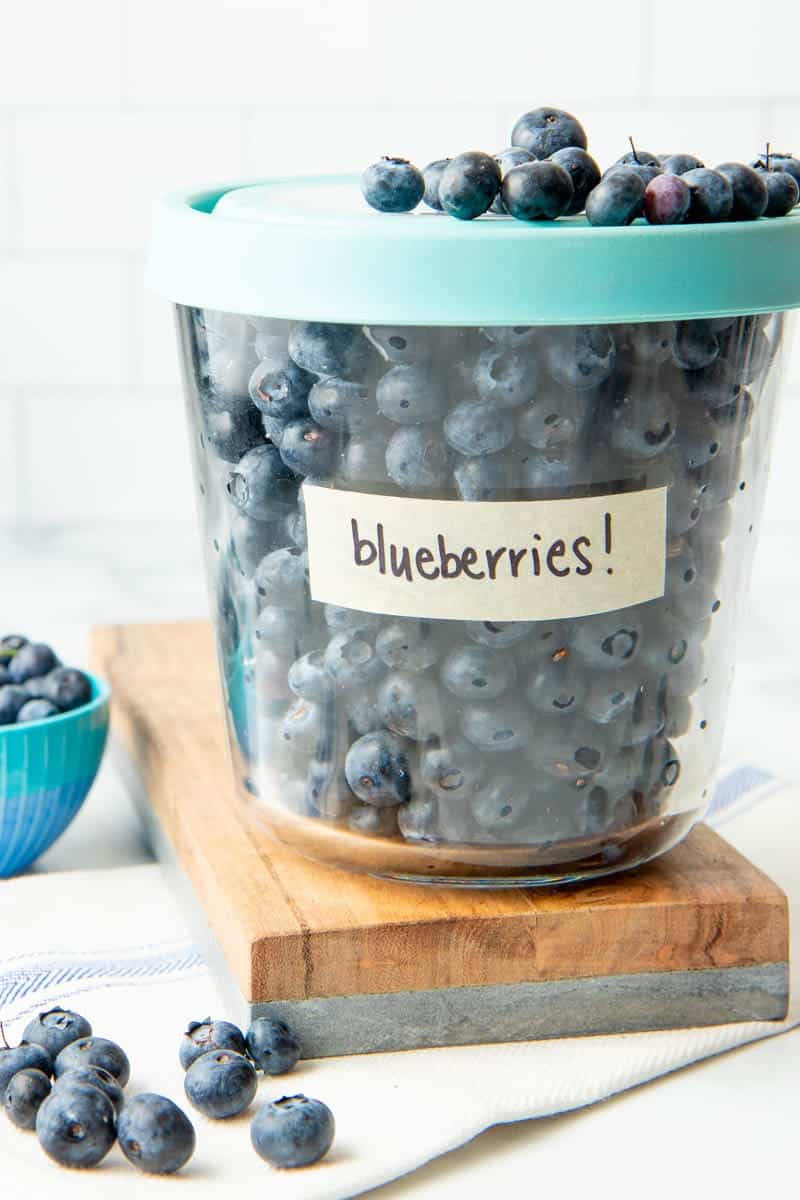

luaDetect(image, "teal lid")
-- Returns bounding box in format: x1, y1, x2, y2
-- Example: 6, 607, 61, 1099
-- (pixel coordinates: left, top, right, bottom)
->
147, 174, 800, 326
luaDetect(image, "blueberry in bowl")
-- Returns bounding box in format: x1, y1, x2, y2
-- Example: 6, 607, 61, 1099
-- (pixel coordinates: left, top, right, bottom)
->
0, 636, 110, 877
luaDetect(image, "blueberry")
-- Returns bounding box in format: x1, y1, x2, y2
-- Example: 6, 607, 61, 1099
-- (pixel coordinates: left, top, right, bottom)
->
544, 325, 616, 390
490, 147, 534, 213
279, 418, 336, 477
453, 452, 517, 500
178, 1019, 246, 1073
306, 760, 354, 820
55, 1037, 130, 1087
605, 157, 662, 188
572, 611, 642, 670
501, 161, 574, 220
251, 1094, 334, 1169
441, 643, 516, 701
0, 684, 31, 724
260, 412, 287, 446
438, 152, 501, 220
526, 716, 609, 780
585, 170, 645, 226
16, 698, 59, 722
248, 352, 312, 421
227, 445, 297, 521
386, 426, 450, 489
117, 1093, 195, 1175
660, 153, 705, 175
460, 698, 532, 752
184, 1049, 257, 1120
364, 325, 434, 365
284, 498, 308, 550
254, 605, 300, 651
469, 774, 531, 840
0, 633, 27, 661
8, 642, 58, 684
680, 410, 723, 470
620, 322, 676, 368
548, 146, 602, 214
480, 326, 538, 349
422, 158, 450, 211
246, 1019, 300, 1077
752, 152, 800, 194
647, 454, 705, 536
324, 631, 382, 688
694, 450, 742, 507
378, 671, 442, 742
55, 1066, 124, 1116
673, 320, 719, 371
644, 173, 691, 225
517, 384, 591, 451
615, 146, 661, 169
288, 651, 332, 702
421, 736, 485, 797
519, 446, 589, 493
204, 406, 266, 463
361, 157, 424, 213
280, 698, 327, 753
464, 620, 534, 649
607, 384, 677, 460
344, 730, 411, 805
377, 364, 447, 425
715, 162, 768, 221
41, 667, 92, 712
4, 1066, 51, 1130
719, 317, 771, 384
444, 400, 515, 456
345, 688, 382, 736
340, 429, 391, 485
682, 168, 733, 223
348, 803, 400, 836
511, 107, 587, 159
24, 1008, 92, 1062
398, 793, 442, 843
324, 605, 380, 635
473, 347, 539, 408
254, 547, 307, 606
376, 619, 439, 672
36, 1083, 116, 1168
308, 378, 372, 434
0, 666, 11, 685
761, 170, 799, 216
582, 672, 639, 728
525, 654, 586, 717
288, 322, 371, 380
0, 1043, 53, 1094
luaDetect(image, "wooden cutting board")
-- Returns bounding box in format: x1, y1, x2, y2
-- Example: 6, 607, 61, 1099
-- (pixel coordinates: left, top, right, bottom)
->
90, 620, 789, 1056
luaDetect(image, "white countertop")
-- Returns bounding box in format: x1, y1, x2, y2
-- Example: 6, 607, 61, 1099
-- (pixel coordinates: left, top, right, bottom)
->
1, 508, 799, 1198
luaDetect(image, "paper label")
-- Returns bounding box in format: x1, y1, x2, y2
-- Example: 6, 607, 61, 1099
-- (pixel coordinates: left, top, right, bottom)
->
303, 483, 667, 622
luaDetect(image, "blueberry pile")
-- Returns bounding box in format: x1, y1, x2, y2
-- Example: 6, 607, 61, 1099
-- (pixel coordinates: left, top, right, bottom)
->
0, 636, 92, 725
361, 109, 800, 226
1, 1005, 333, 1173
181, 299, 778, 876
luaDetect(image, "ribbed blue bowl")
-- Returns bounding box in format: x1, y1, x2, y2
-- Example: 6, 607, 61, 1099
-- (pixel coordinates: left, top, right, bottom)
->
0, 673, 110, 877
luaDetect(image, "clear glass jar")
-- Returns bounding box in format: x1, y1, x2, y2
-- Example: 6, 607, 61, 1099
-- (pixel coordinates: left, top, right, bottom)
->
175, 305, 790, 885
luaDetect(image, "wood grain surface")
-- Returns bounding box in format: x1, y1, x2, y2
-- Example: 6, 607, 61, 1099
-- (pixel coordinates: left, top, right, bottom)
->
91, 620, 789, 1006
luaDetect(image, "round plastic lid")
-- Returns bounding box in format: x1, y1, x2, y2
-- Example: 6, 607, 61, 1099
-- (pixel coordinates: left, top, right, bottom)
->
146, 174, 800, 326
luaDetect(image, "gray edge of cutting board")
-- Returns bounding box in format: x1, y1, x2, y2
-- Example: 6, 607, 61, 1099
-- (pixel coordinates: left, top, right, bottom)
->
113, 738, 789, 1058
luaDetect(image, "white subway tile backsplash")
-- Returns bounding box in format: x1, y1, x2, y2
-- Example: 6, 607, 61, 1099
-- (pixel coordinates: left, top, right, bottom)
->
0, 392, 20, 520
0, 119, 11, 249
243, 108, 501, 177
0, 0, 120, 104
135, 286, 182, 390
23, 386, 194, 522
650, 2, 800, 100
767, 104, 800, 160
385, 0, 645, 105
0, 257, 129, 385
15, 112, 244, 250
125, 0, 381, 106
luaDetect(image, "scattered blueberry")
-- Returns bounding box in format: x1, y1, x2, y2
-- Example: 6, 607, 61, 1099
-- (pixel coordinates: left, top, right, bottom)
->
0, 685, 30, 725
438, 151, 501, 220
55, 1037, 130, 1087
644, 173, 691, 225
226, 444, 297, 521
55, 1066, 125, 1116
715, 162, 768, 221
361, 157, 425, 213
250, 1094, 335, 1169
4, 1067, 51, 1130
548, 146, 601, 214
179, 1018, 247, 1071
117, 1093, 196, 1175
511, 107, 587, 159
0, 1042, 53, 1093
16, 698, 60, 722
760, 168, 799, 217
490, 146, 534, 213
422, 158, 450, 211
660, 153, 705, 175
184, 1049, 257, 1120
501, 160, 574, 221
36, 1083, 116, 1168
246, 1018, 301, 1076
8, 642, 58, 684
279, 418, 336, 478
585, 169, 645, 226
682, 168, 733, 223
24, 1006, 92, 1057
288, 322, 371, 380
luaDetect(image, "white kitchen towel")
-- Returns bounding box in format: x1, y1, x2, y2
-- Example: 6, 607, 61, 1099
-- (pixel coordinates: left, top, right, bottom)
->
0, 765, 796, 1200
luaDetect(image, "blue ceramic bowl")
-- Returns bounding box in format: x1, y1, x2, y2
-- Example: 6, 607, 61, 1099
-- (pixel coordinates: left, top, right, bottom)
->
0, 672, 110, 877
